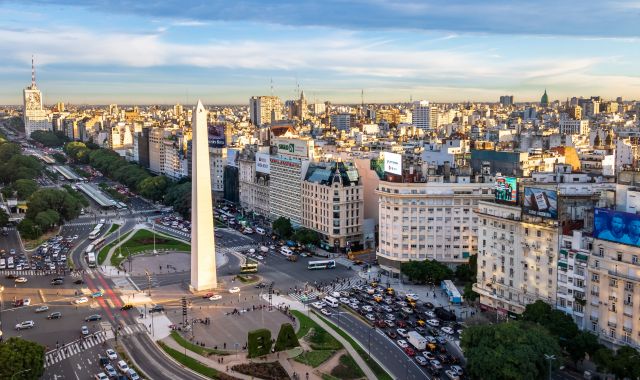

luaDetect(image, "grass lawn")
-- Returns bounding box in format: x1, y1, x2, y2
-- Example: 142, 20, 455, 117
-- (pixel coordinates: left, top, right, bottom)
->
100, 230, 133, 265
170, 331, 230, 356
158, 341, 220, 378
294, 350, 335, 368
314, 312, 392, 380
330, 354, 365, 379
321, 375, 341, 380
237, 275, 259, 284
110, 229, 190, 267
290, 311, 342, 351
291, 310, 323, 340
106, 223, 121, 236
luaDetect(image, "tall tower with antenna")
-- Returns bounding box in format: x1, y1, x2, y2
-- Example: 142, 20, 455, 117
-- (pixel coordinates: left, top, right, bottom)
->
23, 55, 50, 136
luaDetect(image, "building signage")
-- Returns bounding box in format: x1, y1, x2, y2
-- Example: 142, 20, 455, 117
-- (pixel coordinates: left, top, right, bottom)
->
273, 138, 311, 158
495, 176, 517, 204
594, 208, 640, 248
208, 124, 226, 148
523, 187, 558, 219
270, 156, 301, 168
383, 152, 402, 175
255, 152, 271, 174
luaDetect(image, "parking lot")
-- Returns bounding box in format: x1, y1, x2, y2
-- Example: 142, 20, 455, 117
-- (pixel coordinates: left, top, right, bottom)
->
310, 282, 465, 379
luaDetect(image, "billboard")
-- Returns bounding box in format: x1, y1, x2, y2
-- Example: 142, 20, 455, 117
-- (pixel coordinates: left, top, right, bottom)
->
593, 208, 640, 248
273, 138, 312, 158
523, 187, 558, 219
255, 152, 271, 174
208, 124, 226, 148
495, 177, 517, 204
384, 152, 402, 175
370, 154, 385, 179
227, 148, 240, 168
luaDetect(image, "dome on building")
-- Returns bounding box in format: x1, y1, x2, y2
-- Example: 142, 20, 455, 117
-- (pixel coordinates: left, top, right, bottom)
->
540, 89, 549, 106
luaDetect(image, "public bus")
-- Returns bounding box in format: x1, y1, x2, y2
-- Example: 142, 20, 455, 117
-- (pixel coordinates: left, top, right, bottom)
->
93, 237, 106, 250
307, 260, 336, 270
88, 224, 104, 240
86, 252, 97, 268
240, 262, 258, 274
85, 244, 96, 254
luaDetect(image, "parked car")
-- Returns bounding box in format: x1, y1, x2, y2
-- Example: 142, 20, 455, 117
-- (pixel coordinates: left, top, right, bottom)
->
106, 349, 118, 360
415, 356, 428, 366
396, 339, 409, 348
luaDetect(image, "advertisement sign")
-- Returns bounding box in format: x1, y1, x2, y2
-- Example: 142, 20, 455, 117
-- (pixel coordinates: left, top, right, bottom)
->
370, 154, 385, 179
594, 208, 640, 248
384, 152, 402, 175
523, 187, 558, 219
273, 138, 311, 158
208, 124, 226, 148
255, 152, 271, 174
495, 177, 517, 204
227, 148, 240, 168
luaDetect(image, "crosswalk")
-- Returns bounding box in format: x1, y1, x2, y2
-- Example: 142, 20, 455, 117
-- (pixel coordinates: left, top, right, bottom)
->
288, 281, 356, 303
215, 244, 257, 256
119, 323, 147, 336
0, 269, 70, 276
44, 331, 110, 368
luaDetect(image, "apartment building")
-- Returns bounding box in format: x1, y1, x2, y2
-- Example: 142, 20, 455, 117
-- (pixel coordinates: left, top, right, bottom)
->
239, 150, 270, 217
474, 200, 559, 317
249, 96, 282, 127
301, 161, 363, 252
376, 180, 493, 275
557, 231, 592, 329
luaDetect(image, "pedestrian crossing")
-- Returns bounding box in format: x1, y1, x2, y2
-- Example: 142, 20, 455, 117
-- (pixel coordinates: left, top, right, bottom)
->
0, 269, 70, 276
215, 244, 257, 256
288, 281, 356, 303
44, 331, 109, 368
120, 323, 147, 336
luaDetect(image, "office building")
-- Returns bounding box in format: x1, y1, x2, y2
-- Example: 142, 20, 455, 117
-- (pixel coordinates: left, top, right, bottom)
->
250, 96, 282, 127
412, 100, 437, 131
560, 119, 590, 135
499, 95, 514, 107
23, 58, 50, 137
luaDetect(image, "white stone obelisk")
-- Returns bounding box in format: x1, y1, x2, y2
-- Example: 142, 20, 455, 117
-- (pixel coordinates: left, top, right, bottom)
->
190, 100, 217, 291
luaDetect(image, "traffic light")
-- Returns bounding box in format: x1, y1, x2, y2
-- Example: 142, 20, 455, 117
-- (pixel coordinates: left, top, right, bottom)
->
181, 297, 187, 316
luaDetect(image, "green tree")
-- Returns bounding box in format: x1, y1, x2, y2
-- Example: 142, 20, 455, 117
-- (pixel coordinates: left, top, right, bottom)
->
521, 300, 579, 344
461, 321, 561, 380
34, 209, 60, 231
52, 152, 67, 163
293, 228, 319, 245
455, 254, 477, 283
13, 179, 38, 200
64, 142, 90, 163
401, 259, 453, 285
0, 209, 9, 227
0, 337, 45, 379
138, 176, 169, 202
17, 218, 42, 240
29, 130, 68, 147
463, 282, 478, 302
0, 142, 21, 161
273, 217, 293, 239
566, 331, 601, 364
274, 323, 300, 352
165, 181, 191, 218
593, 345, 640, 379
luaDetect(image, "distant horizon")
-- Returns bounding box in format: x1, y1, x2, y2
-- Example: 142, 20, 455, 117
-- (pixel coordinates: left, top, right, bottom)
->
1, 1, 639, 104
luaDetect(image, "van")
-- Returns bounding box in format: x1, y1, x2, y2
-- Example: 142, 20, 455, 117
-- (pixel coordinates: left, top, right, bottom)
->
7, 256, 14, 269
255, 227, 265, 235
324, 296, 339, 308
280, 247, 293, 256
0, 258, 5, 269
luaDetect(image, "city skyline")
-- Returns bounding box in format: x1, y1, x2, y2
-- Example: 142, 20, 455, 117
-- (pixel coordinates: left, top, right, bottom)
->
0, 0, 639, 104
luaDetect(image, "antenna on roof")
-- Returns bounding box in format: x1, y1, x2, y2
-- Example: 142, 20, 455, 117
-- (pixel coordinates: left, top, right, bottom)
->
31, 55, 36, 88
270, 77, 274, 97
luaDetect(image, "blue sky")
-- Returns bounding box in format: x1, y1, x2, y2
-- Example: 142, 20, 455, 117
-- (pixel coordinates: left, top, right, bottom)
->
0, 0, 639, 105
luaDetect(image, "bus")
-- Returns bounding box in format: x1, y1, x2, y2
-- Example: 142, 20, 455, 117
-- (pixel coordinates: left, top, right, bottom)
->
93, 237, 106, 250
307, 260, 336, 270
85, 244, 95, 254
323, 296, 339, 308
240, 262, 258, 274
86, 252, 97, 268
88, 224, 104, 240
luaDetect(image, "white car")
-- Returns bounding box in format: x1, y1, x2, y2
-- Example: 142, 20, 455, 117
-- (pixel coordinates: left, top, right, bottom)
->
396, 328, 408, 338
426, 319, 440, 327
365, 314, 375, 321
441, 326, 454, 335
396, 339, 409, 348
229, 287, 240, 293
35, 305, 49, 313
23, 298, 31, 306
425, 311, 436, 318
15, 277, 28, 283
127, 368, 140, 380
81, 326, 89, 335
405, 293, 420, 301
361, 305, 373, 312
209, 295, 222, 301
320, 308, 332, 316
450, 365, 464, 376
117, 360, 129, 373
15, 320, 35, 330
312, 301, 326, 309
94, 373, 109, 380
106, 349, 118, 360
75, 297, 89, 304
339, 298, 350, 304
401, 307, 413, 314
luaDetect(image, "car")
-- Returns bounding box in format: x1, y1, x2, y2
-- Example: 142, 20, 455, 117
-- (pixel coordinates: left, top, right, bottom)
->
81, 326, 90, 335
117, 360, 130, 373
427, 319, 440, 327
9, 249, 16, 255
415, 355, 428, 366
396, 339, 409, 348
361, 305, 373, 312
106, 349, 118, 360
22, 298, 31, 306
254, 283, 267, 289
405, 293, 420, 301
436, 336, 447, 344
365, 314, 375, 321
401, 307, 413, 314
127, 368, 141, 380
73, 279, 84, 284
75, 297, 89, 304
203, 292, 214, 298
441, 326, 454, 335
149, 305, 165, 313
415, 326, 426, 334
404, 347, 416, 356
444, 369, 461, 380
92, 290, 104, 298
85, 314, 102, 321
15, 277, 27, 283
450, 365, 464, 376
94, 373, 109, 380
35, 305, 49, 313
73, 234, 79, 240
430, 359, 443, 370
384, 319, 395, 327
104, 364, 117, 378
396, 328, 408, 338
5, 273, 18, 279
120, 304, 134, 310
209, 295, 222, 301
15, 321, 35, 330
229, 287, 240, 293
320, 308, 332, 316
47, 312, 62, 319
425, 310, 436, 318
396, 320, 407, 328
386, 330, 397, 339
423, 351, 436, 360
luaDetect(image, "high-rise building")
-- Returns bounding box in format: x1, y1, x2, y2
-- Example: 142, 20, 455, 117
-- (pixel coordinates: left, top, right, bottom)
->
559, 119, 590, 135
330, 113, 355, 131
499, 95, 514, 107
22, 57, 50, 137
412, 100, 437, 131
249, 96, 282, 127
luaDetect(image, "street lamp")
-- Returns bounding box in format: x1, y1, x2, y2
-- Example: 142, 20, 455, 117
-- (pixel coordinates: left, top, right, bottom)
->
544, 354, 556, 380
0, 285, 4, 328
152, 221, 157, 254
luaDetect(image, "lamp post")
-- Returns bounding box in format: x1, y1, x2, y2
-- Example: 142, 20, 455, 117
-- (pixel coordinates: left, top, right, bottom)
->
0, 285, 4, 328
152, 221, 157, 254
544, 354, 556, 380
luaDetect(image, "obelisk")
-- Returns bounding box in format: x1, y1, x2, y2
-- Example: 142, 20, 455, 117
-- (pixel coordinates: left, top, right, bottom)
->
190, 100, 217, 291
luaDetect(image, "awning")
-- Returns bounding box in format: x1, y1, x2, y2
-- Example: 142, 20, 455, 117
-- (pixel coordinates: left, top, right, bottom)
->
558, 261, 568, 269
576, 253, 588, 262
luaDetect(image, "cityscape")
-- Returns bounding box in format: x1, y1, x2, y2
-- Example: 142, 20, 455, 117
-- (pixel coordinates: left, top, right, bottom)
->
1, 1, 640, 380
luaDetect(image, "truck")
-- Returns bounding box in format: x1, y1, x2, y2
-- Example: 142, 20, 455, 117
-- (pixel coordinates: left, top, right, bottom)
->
407, 331, 427, 351
86, 252, 97, 268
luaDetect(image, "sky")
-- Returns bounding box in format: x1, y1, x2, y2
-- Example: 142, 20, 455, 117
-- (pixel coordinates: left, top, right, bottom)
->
1, 0, 639, 105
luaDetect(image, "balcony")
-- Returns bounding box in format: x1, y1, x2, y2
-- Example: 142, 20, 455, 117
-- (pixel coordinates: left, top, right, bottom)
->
608, 321, 618, 328
591, 291, 600, 297
624, 326, 633, 333
609, 270, 640, 282
624, 300, 634, 306
590, 316, 599, 322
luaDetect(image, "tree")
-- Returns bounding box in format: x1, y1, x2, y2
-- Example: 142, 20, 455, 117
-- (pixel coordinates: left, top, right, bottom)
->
165, 181, 191, 218
17, 218, 42, 240
52, 152, 67, 163
138, 176, 169, 202
29, 130, 68, 147
593, 345, 640, 379
461, 321, 561, 380
272, 217, 293, 239
455, 254, 477, 283
0, 337, 45, 379
401, 259, 453, 285
274, 323, 299, 352
566, 331, 601, 365
13, 179, 38, 200
463, 282, 478, 302
0, 209, 9, 227
521, 300, 579, 344
293, 228, 319, 246
0, 142, 21, 161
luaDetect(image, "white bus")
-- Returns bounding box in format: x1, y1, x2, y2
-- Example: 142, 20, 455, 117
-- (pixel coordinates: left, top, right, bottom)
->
86, 252, 97, 268
85, 244, 95, 254
308, 260, 336, 270
323, 296, 339, 308
88, 224, 103, 240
